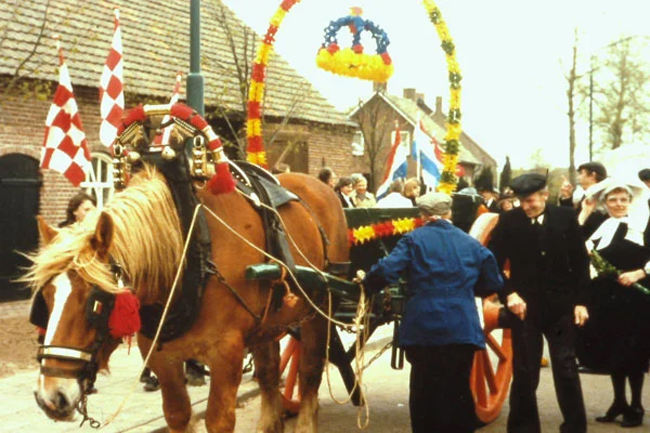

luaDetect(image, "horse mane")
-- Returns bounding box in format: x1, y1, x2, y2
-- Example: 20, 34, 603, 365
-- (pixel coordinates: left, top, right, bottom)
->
25, 165, 184, 303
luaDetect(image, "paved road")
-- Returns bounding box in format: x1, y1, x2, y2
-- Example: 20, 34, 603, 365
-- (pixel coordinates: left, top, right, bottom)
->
197, 353, 649, 433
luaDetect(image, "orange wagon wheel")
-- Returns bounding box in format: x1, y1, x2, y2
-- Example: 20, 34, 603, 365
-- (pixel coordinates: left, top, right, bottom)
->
279, 334, 302, 415
469, 213, 513, 424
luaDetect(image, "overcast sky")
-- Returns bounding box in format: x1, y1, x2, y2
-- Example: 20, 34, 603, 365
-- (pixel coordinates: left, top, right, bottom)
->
223, 0, 650, 170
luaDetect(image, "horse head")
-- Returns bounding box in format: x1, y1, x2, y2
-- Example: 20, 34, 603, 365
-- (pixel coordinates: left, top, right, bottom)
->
29, 214, 131, 422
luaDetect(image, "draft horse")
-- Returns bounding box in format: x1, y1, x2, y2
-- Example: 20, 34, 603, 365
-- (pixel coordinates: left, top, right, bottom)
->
27, 105, 349, 432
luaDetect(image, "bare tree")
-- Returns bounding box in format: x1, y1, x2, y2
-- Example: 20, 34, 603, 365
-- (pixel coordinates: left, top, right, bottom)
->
591, 37, 650, 150
350, 94, 396, 191
564, 29, 580, 184
205, 0, 310, 165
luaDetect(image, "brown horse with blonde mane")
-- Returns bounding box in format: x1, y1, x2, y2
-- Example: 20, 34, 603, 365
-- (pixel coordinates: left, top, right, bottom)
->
26, 160, 349, 432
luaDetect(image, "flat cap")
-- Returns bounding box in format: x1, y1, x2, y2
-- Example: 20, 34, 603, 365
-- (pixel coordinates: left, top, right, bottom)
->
416, 192, 452, 215
638, 168, 650, 182
509, 173, 547, 196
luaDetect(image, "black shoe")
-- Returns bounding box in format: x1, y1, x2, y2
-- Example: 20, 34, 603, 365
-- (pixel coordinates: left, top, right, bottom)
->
185, 368, 206, 387
621, 406, 644, 428
139, 371, 151, 383
596, 403, 629, 423
143, 376, 161, 392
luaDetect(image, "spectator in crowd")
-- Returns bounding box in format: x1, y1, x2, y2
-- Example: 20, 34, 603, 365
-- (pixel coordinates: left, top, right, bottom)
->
335, 176, 356, 208
377, 179, 412, 208
497, 195, 515, 213
58, 192, 96, 227
578, 178, 650, 427
479, 187, 500, 213
403, 177, 422, 206
559, 162, 609, 238
361, 192, 502, 432
317, 167, 337, 188
352, 175, 376, 208
489, 172, 590, 433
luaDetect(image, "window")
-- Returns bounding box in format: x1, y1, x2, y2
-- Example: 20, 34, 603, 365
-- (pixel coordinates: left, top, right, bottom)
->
80, 153, 114, 210
351, 131, 365, 156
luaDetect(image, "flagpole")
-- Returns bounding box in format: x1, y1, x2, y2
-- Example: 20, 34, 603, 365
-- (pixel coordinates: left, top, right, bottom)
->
54, 35, 101, 201
415, 118, 421, 185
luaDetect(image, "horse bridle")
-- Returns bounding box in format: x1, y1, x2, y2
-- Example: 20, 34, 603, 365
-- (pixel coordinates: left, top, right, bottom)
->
30, 259, 127, 394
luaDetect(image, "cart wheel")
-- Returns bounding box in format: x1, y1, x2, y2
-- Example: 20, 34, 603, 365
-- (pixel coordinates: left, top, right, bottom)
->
469, 213, 513, 424
472, 298, 513, 424
279, 334, 302, 415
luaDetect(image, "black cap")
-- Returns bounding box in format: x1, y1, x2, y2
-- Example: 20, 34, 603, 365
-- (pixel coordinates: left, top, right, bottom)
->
509, 173, 547, 196
639, 168, 650, 182
577, 161, 607, 179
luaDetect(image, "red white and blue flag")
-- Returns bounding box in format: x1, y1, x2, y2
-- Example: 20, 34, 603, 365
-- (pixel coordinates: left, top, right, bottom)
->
153, 72, 183, 146
376, 123, 408, 199
40, 39, 91, 186
411, 120, 443, 190
99, 8, 124, 148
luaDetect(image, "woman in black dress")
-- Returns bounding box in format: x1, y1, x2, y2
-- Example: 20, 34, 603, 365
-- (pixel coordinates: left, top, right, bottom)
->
579, 181, 650, 427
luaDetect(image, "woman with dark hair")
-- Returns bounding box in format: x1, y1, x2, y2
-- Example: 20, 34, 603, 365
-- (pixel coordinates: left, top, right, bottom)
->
579, 179, 650, 427
58, 192, 96, 227
335, 176, 355, 208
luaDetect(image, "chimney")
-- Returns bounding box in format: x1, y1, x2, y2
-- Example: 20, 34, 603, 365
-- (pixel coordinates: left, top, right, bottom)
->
403, 88, 416, 101
435, 96, 443, 114
373, 81, 387, 93
416, 92, 425, 102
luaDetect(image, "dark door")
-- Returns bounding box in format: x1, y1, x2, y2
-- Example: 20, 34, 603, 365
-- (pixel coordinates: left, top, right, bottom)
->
0, 154, 41, 301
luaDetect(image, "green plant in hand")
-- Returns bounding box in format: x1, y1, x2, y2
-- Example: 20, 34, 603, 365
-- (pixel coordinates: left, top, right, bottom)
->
590, 250, 650, 296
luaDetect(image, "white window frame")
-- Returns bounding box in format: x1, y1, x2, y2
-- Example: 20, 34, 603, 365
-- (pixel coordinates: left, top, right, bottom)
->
80, 152, 114, 210
351, 131, 365, 156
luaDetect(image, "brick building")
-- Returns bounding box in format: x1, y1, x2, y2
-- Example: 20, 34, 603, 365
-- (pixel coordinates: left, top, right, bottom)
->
350, 86, 497, 191
0, 0, 358, 300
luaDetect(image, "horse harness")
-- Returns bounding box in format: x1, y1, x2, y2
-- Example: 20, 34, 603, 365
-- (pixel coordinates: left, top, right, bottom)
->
30, 259, 130, 396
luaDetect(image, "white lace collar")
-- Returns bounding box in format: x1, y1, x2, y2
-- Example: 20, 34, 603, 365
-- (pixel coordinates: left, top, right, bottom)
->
587, 216, 644, 251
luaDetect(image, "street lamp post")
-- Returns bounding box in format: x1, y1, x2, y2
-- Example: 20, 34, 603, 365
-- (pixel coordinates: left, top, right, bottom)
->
187, 0, 204, 116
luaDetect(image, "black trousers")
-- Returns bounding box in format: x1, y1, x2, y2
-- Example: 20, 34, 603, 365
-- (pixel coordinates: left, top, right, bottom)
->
405, 344, 478, 433
507, 312, 587, 433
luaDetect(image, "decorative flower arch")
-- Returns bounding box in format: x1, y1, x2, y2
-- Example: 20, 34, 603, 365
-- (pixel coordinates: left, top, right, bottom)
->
246, 0, 462, 194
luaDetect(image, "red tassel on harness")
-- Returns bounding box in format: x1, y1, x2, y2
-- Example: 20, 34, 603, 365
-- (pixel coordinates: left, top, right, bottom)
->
108, 291, 141, 339
207, 161, 236, 195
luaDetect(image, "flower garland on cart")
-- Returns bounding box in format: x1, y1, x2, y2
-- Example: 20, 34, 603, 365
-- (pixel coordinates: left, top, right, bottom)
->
348, 216, 425, 246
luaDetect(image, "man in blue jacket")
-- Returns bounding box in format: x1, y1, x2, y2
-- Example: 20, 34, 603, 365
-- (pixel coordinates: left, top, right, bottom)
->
363, 192, 503, 433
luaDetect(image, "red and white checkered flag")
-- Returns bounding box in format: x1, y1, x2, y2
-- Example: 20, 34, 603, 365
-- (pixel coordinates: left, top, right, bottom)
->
99, 8, 124, 148
153, 72, 183, 146
40, 39, 92, 187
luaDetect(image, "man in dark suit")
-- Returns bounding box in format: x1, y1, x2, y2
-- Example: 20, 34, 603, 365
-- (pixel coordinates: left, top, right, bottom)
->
489, 173, 590, 433
479, 186, 501, 213
559, 161, 608, 238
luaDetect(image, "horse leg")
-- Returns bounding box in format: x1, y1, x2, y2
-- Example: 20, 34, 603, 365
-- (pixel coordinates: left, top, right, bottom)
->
204, 339, 245, 433
250, 340, 284, 433
295, 316, 327, 433
151, 356, 193, 432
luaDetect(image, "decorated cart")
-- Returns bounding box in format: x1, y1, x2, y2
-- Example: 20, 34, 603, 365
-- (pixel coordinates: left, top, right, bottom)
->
245, 202, 513, 426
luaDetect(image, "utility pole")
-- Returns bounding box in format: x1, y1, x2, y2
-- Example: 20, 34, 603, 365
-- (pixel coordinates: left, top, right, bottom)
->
588, 55, 594, 162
